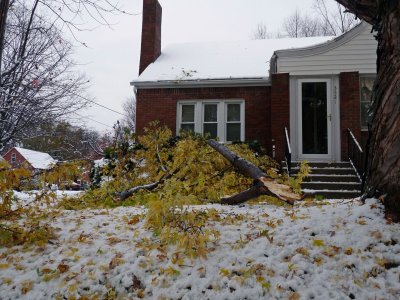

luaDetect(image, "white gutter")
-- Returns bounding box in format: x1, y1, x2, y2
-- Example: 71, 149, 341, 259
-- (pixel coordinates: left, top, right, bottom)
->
130, 78, 271, 89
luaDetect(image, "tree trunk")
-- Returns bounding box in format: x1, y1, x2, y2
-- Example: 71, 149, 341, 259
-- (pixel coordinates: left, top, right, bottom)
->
0, 0, 10, 84
336, 0, 400, 221
207, 140, 300, 205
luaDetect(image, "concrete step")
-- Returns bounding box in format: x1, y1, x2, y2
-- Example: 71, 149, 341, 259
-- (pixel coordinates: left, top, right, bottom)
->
303, 174, 360, 183
302, 181, 361, 191
287, 161, 361, 199
302, 189, 361, 199
291, 161, 352, 169
292, 167, 356, 176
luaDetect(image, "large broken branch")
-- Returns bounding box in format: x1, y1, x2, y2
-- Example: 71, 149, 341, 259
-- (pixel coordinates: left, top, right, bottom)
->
116, 181, 161, 201
207, 139, 301, 205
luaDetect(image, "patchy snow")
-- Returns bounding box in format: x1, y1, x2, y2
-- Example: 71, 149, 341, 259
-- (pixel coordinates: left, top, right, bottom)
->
134, 37, 333, 83
10, 190, 83, 209
93, 158, 109, 168
1, 199, 399, 299
14, 147, 57, 170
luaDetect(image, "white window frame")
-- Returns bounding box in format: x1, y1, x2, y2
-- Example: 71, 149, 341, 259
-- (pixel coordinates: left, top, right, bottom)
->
11, 153, 16, 163
177, 100, 245, 143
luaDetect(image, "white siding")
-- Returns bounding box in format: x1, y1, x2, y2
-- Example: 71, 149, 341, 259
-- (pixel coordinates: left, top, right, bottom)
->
277, 24, 377, 75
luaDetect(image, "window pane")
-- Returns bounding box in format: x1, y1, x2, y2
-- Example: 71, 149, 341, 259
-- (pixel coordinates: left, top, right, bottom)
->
227, 104, 241, 122
203, 123, 218, 139
360, 102, 371, 128
204, 104, 218, 122
227, 123, 241, 142
181, 124, 194, 133
182, 105, 195, 122
360, 77, 374, 128
360, 78, 374, 102
301, 82, 328, 154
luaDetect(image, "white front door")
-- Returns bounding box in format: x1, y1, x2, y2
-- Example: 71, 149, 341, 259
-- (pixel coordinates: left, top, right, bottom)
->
298, 79, 332, 160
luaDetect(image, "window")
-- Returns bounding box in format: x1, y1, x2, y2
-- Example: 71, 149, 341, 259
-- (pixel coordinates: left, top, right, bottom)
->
11, 153, 16, 163
360, 76, 375, 129
178, 100, 244, 142
180, 104, 195, 132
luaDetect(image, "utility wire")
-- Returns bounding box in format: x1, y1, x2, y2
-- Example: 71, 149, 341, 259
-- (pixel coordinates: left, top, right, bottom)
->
73, 112, 115, 129
72, 93, 127, 116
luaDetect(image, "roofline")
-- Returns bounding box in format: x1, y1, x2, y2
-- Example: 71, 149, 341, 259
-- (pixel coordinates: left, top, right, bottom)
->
131, 78, 271, 89
274, 21, 369, 59
2, 147, 34, 168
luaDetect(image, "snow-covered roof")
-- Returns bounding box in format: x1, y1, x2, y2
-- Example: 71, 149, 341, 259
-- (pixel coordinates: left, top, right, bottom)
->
133, 36, 333, 86
14, 147, 56, 170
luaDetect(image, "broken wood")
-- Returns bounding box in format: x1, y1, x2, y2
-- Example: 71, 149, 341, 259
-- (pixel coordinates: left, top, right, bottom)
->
207, 139, 301, 205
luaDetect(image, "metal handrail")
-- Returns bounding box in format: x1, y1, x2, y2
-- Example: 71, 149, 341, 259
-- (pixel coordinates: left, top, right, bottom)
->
347, 128, 364, 188
284, 127, 292, 174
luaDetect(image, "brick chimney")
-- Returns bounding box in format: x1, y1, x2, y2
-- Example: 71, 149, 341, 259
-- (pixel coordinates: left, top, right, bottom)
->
139, 0, 162, 75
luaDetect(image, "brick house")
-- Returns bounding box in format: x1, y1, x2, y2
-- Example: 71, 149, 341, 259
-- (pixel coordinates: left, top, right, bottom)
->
2, 147, 56, 171
131, 0, 376, 164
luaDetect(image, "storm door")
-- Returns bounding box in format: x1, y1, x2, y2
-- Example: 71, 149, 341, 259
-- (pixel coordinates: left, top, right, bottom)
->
298, 79, 332, 160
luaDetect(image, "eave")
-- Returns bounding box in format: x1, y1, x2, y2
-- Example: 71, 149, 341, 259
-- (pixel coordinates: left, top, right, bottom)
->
130, 77, 271, 89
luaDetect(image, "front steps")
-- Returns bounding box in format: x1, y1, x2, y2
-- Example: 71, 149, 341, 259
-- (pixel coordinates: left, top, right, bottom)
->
289, 161, 361, 199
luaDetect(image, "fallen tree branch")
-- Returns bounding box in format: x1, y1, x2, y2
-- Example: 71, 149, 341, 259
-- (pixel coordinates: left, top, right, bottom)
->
116, 181, 161, 201
207, 139, 300, 205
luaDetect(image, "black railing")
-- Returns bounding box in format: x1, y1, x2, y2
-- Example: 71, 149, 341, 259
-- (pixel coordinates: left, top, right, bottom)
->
284, 127, 292, 174
347, 128, 364, 187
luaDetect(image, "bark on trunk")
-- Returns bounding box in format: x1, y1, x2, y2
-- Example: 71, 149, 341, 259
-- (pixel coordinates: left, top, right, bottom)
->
0, 0, 10, 84
336, 0, 400, 221
207, 140, 300, 205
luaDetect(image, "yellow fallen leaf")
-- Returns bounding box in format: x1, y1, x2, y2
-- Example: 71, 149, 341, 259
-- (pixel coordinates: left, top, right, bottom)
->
219, 268, 230, 277
21, 280, 34, 294
345, 247, 353, 255
313, 239, 325, 247
314, 256, 324, 266
2, 277, 13, 285
296, 247, 310, 256
358, 219, 367, 225
0, 263, 10, 269
289, 292, 300, 300
57, 263, 69, 273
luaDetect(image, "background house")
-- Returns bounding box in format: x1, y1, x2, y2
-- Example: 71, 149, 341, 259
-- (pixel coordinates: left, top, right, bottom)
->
131, 0, 377, 163
2, 147, 56, 171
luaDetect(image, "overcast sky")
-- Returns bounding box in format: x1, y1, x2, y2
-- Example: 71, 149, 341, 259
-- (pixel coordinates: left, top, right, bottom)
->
72, 0, 328, 133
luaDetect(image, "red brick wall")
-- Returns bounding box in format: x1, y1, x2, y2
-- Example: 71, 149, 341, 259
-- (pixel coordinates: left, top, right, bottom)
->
3, 148, 29, 169
139, 0, 162, 75
136, 86, 272, 151
270, 73, 290, 161
340, 72, 361, 159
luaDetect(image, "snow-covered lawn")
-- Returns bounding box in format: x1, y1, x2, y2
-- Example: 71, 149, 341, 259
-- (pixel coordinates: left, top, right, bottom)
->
1, 199, 399, 299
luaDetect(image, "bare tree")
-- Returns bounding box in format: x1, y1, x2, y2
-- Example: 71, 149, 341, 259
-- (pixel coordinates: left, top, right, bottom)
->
283, 10, 325, 37
121, 95, 136, 132
314, 0, 359, 35
282, 3, 358, 38
0, 0, 126, 84
251, 22, 272, 39
0, 2, 89, 150
283, 10, 303, 38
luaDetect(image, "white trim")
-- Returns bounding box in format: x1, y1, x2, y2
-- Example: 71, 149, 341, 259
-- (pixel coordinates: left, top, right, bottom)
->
273, 22, 368, 60
297, 78, 332, 161
132, 78, 270, 89
177, 99, 245, 142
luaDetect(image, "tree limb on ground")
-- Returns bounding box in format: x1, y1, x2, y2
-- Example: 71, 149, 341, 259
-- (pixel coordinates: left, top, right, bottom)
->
207, 139, 300, 205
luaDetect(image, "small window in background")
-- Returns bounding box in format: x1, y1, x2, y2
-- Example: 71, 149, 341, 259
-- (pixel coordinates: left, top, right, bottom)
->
180, 104, 195, 132
226, 103, 241, 142
11, 153, 16, 162
203, 104, 218, 139
360, 77, 375, 129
